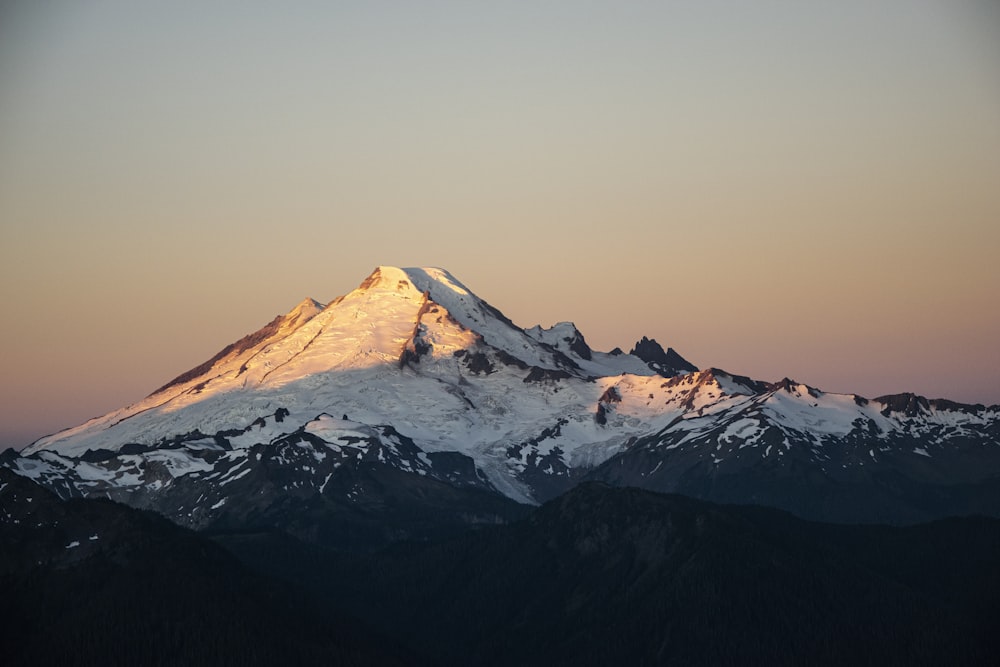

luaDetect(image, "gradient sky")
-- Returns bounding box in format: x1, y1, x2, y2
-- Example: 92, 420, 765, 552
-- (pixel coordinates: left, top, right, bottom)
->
1, 1, 998, 449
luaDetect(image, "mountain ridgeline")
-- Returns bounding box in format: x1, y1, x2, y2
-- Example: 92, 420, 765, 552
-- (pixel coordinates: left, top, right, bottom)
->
5, 265, 999, 546
4, 265, 1000, 664
0, 467, 415, 666
5, 469, 999, 665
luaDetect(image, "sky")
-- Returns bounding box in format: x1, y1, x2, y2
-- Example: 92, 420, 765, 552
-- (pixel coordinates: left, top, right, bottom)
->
1, 1, 998, 449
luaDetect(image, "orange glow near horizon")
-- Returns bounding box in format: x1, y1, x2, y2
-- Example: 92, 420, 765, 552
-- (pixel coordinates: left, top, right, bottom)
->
1, 2, 998, 447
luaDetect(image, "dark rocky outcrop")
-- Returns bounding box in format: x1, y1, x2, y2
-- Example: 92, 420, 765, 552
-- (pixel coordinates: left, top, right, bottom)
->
524, 367, 573, 384
399, 336, 432, 368
595, 403, 608, 426
768, 377, 820, 398
875, 392, 931, 417
598, 386, 621, 404
874, 393, 994, 418
630, 336, 697, 376
496, 349, 530, 370
564, 326, 593, 360
504, 419, 578, 502
463, 351, 495, 375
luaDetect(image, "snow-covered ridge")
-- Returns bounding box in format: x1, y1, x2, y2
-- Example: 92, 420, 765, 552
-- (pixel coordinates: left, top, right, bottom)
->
14, 265, 1000, 509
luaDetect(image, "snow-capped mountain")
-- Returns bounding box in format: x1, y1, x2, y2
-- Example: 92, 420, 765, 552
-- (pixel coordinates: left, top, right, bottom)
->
4, 266, 999, 537
587, 373, 1000, 523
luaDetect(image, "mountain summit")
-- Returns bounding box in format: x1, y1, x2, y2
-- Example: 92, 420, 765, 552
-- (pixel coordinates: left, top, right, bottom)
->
6, 266, 1000, 540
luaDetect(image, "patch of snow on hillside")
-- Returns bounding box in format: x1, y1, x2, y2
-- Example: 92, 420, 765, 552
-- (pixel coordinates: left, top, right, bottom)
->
305, 415, 378, 443
763, 389, 869, 436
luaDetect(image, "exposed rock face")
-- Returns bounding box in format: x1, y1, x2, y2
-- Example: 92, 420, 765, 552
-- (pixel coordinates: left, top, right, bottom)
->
598, 386, 622, 404
523, 367, 573, 383
565, 327, 593, 360
630, 336, 698, 376
595, 403, 608, 426
6, 415, 528, 552
5, 265, 1000, 535
457, 350, 495, 375
875, 392, 932, 417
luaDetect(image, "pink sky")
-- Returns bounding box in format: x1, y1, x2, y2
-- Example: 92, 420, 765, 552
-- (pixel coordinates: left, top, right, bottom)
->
1, 2, 998, 448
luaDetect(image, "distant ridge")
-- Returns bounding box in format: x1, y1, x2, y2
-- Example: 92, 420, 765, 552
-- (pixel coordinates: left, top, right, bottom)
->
5, 265, 999, 539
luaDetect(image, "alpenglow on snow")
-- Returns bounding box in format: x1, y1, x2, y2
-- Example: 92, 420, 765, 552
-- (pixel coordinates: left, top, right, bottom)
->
7, 266, 1000, 528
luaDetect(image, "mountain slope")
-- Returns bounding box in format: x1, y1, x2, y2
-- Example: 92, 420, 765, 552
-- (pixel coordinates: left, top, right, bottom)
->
0, 468, 417, 666
223, 483, 1000, 667
587, 373, 1000, 523
5, 265, 1000, 529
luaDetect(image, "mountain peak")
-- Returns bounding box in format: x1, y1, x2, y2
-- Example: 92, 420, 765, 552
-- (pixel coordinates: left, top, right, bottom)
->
768, 377, 820, 398
873, 392, 942, 418
630, 336, 698, 376
10, 263, 1000, 529
287, 297, 325, 323
525, 322, 593, 361
145, 295, 326, 398
356, 266, 424, 295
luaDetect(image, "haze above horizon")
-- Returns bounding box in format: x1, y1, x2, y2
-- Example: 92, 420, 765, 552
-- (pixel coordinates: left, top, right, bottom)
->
1, 1, 998, 448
